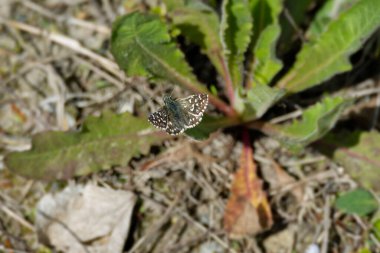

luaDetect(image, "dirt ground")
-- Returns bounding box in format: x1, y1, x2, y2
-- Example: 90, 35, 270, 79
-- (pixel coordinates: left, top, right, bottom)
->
1, 0, 379, 253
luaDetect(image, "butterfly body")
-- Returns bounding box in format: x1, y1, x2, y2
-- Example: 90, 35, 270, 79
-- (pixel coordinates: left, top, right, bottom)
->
163, 95, 187, 130
149, 94, 209, 135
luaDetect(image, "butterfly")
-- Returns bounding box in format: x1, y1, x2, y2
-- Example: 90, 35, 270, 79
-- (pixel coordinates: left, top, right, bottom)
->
148, 94, 209, 135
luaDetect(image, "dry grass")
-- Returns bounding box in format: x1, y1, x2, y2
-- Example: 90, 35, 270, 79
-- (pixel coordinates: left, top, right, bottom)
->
0, 1, 379, 252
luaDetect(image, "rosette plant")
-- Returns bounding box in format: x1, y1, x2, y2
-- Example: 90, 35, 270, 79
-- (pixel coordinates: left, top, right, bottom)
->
5, 0, 380, 238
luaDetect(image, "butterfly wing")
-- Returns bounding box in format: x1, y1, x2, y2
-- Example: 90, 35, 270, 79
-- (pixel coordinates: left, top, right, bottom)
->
165, 119, 185, 135
150, 94, 208, 135
149, 106, 185, 135
148, 107, 168, 130
177, 94, 208, 129
182, 112, 204, 128
177, 94, 208, 116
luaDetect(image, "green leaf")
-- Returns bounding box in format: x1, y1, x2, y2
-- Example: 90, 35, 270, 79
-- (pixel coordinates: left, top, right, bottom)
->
306, 0, 360, 42
111, 12, 206, 93
248, 0, 283, 86
185, 115, 238, 140
249, 0, 272, 47
161, 0, 184, 10
163, 0, 225, 77
373, 219, 380, 240
357, 249, 372, 253
238, 83, 285, 120
4, 112, 165, 181
335, 189, 378, 216
275, 96, 352, 152
221, 0, 252, 86
318, 131, 380, 194
277, 0, 380, 93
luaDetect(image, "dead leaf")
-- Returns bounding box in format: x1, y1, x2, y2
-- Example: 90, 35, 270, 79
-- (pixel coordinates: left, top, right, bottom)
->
223, 131, 273, 238
318, 130, 380, 194
263, 224, 296, 253
35, 184, 136, 253
262, 160, 304, 204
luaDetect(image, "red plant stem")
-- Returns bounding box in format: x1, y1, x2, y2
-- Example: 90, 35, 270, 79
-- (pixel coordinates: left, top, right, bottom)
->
181, 77, 237, 118
242, 127, 255, 196
208, 94, 237, 118
217, 53, 235, 106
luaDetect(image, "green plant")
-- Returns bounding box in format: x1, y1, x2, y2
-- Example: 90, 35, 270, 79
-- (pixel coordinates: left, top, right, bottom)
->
335, 189, 378, 216
5, 0, 380, 238
110, 0, 379, 143
5, 0, 380, 186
